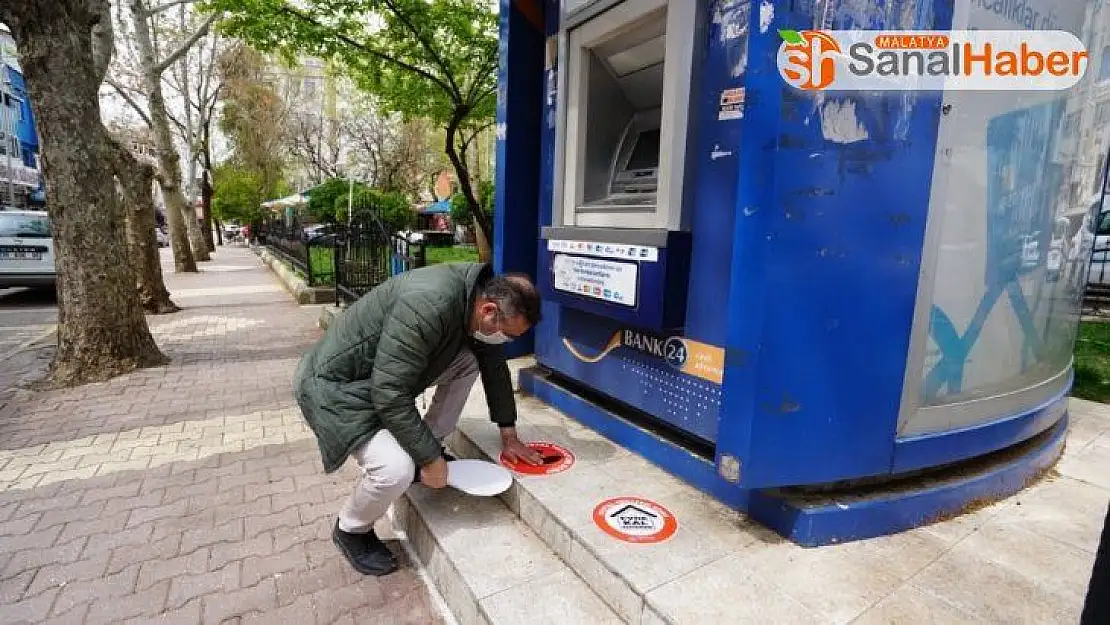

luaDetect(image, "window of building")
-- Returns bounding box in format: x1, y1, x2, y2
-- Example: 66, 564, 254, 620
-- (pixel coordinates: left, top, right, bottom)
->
0, 132, 18, 160
1063, 111, 1080, 133
1098, 102, 1110, 126
1096, 153, 1107, 197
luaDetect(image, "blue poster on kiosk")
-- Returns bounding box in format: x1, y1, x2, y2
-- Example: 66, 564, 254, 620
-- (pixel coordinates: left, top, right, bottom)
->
493, 0, 1110, 545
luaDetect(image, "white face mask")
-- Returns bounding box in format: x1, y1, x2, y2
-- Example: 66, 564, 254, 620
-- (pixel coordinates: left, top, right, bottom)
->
473, 312, 512, 345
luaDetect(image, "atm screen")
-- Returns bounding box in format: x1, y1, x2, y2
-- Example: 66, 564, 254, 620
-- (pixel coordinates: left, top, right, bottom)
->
625, 129, 660, 171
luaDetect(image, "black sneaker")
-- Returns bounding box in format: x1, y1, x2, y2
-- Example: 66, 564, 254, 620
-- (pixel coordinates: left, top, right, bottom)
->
413, 448, 456, 484
331, 521, 398, 576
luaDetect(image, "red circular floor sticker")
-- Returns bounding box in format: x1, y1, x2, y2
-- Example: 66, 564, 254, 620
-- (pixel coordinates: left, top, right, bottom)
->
499, 442, 575, 475
592, 497, 678, 544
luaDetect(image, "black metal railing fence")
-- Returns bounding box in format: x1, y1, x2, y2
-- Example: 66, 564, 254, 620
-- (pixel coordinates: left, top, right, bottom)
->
259, 209, 426, 302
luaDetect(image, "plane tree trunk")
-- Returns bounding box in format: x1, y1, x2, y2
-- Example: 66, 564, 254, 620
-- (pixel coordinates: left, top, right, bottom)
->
1, 0, 168, 385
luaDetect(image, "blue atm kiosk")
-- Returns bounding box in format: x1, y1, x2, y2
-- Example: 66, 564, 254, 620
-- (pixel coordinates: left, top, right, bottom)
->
493, 0, 1110, 545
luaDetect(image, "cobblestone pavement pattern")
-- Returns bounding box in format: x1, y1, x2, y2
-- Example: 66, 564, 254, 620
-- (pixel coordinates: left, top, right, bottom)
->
0, 289, 57, 403
0, 247, 446, 624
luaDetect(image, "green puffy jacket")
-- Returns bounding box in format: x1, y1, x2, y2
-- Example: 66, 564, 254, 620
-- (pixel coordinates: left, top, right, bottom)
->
293, 262, 517, 473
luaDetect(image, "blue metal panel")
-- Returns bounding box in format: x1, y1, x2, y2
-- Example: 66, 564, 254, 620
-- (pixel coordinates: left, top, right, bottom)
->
532, 0, 731, 437
714, 0, 953, 488
682, 0, 750, 347
520, 367, 746, 508
540, 307, 723, 441
892, 385, 1069, 474
493, 0, 546, 359
539, 232, 691, 331
531, 0, 562, 362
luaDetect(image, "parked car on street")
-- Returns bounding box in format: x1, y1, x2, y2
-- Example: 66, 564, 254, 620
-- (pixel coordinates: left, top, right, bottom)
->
156, 228, 168, 247
224, 223, 243, 242
0, 210, 55, 289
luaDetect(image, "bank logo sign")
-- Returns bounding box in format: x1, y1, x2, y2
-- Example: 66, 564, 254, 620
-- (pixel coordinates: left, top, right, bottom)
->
562, 329, 725, 385
777, 29, 1088, 91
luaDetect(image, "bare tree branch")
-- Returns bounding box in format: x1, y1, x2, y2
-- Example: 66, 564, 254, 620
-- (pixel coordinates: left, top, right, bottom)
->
165, 106, 188, 137
470, 85, 496, 112
153, 12, 217, 75
105, 77, 154, 127
460, 122, 493, 153
144, 0, 199, 18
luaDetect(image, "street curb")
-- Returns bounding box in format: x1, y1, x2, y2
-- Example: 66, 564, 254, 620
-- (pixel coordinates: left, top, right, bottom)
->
0, 325, 57, 364
318, 305, 343, 330
257, 248, 336, 305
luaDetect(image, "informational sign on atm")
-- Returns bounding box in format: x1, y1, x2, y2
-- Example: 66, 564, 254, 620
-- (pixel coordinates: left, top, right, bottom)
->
553, 254, 638, 307
547, 239, 659, 262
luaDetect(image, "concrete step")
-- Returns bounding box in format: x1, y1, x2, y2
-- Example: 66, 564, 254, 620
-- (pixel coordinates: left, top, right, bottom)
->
443, 362, 765, 624
433, 359, 1098, 624
393, 479, 622, 625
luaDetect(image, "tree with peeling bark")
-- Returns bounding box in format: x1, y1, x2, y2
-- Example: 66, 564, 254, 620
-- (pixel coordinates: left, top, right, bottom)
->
97, 6, 180, 314
104, 0, 218, 268
0, 0, 167, 386
109, 140, 181, 314
163, 9, 227, 253
213, 0, 499, 260
102, 77, 197, 273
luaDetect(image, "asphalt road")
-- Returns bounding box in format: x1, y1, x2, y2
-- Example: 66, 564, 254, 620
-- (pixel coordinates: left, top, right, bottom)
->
0, 287, 57, 395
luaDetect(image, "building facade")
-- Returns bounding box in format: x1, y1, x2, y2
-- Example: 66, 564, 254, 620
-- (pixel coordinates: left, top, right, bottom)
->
0, 25, 42, 209
1054, 0, 1110, 216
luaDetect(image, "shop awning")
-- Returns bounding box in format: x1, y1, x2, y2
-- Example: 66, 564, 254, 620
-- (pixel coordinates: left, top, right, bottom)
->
260, 192, 307, 209
422, 199, 452, 214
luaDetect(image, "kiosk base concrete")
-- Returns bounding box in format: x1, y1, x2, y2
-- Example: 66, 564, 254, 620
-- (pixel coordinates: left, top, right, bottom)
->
519, 366, 1069, 548
397, 358, 1103, 624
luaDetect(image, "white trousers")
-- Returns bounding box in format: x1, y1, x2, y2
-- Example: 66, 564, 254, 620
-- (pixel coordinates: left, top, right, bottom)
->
337, 349, 479, 533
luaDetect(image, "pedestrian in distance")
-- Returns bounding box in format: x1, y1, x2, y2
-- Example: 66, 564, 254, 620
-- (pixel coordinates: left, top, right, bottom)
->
294, 262, 544, 576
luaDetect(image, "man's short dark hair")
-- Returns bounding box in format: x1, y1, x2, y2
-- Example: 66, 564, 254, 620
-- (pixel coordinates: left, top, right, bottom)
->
480, 273, 542, 326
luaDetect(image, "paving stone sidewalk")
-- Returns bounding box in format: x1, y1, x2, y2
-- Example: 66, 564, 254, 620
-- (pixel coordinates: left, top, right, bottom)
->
0, 246, 447, 625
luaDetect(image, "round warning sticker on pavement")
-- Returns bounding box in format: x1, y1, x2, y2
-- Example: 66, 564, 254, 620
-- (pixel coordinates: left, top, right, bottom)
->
592, 497, 678, 544
499, 442, 575, 475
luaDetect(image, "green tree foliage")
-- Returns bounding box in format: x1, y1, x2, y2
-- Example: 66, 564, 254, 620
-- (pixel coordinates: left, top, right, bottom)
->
210, 0, 499, 257
308, 177, 416, 233
450, 179, 493, 227
217, 45, 289, 198
211, 164, 267, 224
346, 188, 416, 234
306, 178, 363, 223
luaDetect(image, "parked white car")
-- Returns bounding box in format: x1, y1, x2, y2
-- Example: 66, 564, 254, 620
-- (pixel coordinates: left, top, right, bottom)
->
0, 210, 55, 289
156, 228, 169, 247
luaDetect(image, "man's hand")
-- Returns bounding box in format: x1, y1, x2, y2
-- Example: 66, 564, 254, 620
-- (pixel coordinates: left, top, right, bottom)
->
420, 457, 449, 489
500, 427, 543, 465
